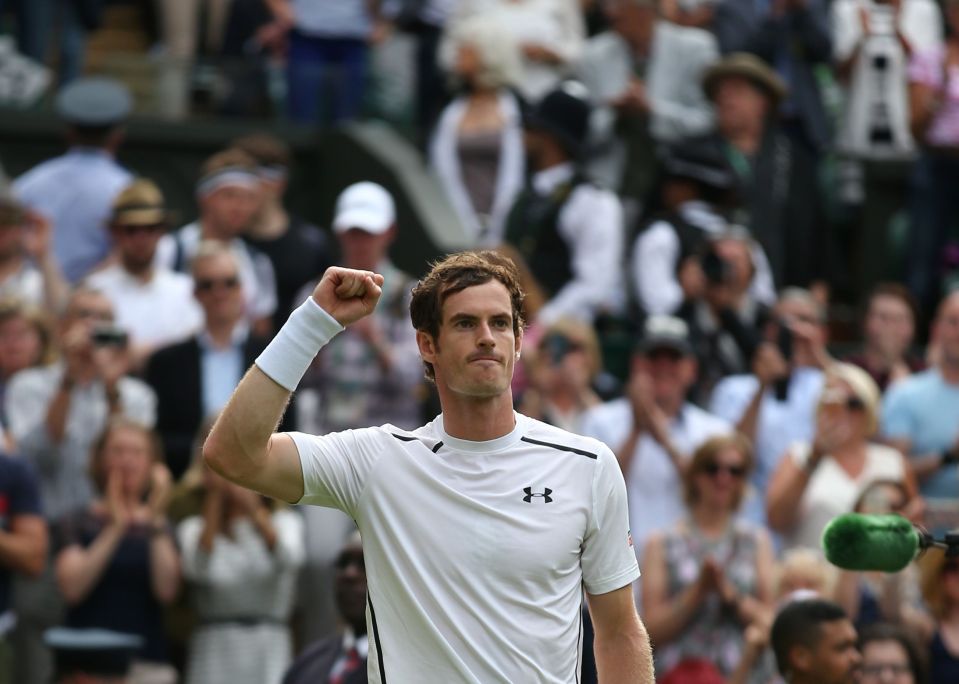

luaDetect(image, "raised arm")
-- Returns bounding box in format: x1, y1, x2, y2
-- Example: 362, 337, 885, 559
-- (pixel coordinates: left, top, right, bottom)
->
203, 268, 384, 503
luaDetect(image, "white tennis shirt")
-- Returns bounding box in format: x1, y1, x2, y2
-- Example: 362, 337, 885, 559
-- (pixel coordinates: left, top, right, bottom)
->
289, 412, 639, 683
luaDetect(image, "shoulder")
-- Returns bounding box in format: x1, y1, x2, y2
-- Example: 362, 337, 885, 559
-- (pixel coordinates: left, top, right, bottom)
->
583, 31, 626, 60
713, 373, 759, 397
84, 266, 120, 290
866, 442, 907, 468
0, 452, 39, 486
682, 403, 733, 434
885, 369, 935, 403
581, 396, 631, 427
523, 416, 611, 463
7, 365, 57, 394
656, 20, 716, 51
15, 155, 67, 186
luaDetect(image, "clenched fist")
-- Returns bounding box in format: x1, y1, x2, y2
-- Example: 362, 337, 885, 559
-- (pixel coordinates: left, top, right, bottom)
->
312, 267, 385, 327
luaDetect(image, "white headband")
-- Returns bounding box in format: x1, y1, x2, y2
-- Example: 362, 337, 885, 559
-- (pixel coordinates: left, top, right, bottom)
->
196, 168, 260, 197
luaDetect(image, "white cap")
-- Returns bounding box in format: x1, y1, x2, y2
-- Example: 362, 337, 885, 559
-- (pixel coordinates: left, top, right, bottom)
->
332, 182, 395, 235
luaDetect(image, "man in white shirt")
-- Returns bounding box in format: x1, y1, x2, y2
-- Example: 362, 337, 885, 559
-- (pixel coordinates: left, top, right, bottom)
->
204, 251, 653, 683
580, 315, 732, 561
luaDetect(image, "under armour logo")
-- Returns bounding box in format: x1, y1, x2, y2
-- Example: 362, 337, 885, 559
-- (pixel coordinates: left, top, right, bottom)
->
523, 487, 553, 503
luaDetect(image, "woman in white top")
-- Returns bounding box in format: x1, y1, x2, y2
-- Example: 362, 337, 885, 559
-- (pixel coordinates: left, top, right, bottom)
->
766, 362, 918, 551
178, 464, 305, 684
431, 13, 526, 247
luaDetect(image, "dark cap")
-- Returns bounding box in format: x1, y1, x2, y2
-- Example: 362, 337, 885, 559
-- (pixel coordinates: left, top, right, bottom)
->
637, 315, 693, 356
661, 141, 734, 190
56, 77, 132, 127
523, 81, 592, 157
46, 627, 142, 677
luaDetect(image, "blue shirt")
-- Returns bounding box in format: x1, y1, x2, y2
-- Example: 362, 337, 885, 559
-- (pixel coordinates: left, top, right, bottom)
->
881, 368, 959, 498
0, 454, 42, 617
292, 0, 371, 38
198, 327, 247, 418
14, 148, 133, 283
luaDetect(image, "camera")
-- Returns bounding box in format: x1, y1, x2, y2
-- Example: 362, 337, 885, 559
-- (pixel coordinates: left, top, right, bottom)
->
90, 325, 128, 347
700, 247, 732, 286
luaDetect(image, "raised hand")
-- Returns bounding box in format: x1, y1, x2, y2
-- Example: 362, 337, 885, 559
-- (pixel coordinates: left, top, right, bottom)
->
312, 267, 384, 327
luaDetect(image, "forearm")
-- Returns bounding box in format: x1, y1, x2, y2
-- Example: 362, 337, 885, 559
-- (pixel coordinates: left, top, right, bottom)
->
767, 465, 813, 531
149, 528, 180, 604
0, 529, 46, 577
833, 571, 862, 619
38, 253, 69, 314
615, 428, 642, 478
57, 525, 126, 604
45, 383, 72, 443
594, 618, 655, 684
735, 385, 766, 442
726, 642, 766, 684
646, 584, 704, 644
913, 453, 946, 482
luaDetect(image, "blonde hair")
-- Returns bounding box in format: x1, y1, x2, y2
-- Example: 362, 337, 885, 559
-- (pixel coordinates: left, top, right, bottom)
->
441, 14, 524, 90
818, 362, 881, 436
775, 547, 836, 599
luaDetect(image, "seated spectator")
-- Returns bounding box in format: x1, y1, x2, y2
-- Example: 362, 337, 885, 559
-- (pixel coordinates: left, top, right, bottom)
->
45, 627, 142, 684
54, 418, 180, 684
768, 363, 915, 551
845, 283, 924, 393
777, 547, 836, 602
517, 318, 603, 433
232, 133, 333, 330
710, 288, 828, 525
580, 315, 731, 558
156, 148, 277, 335
146, 243, 271, 480
858, 622, 927, 684
177, 463, 304, 684
282, 533, 367, 684
86, 179, 203, 370
0, 196, 68, 313
642, 433, 775, 680
0, 299, 55, 432
431, 13, 525, 247
501, 83, 624, 325
918, 548, 959, 683
5, 287, 156, 521
770, 599, 861, 684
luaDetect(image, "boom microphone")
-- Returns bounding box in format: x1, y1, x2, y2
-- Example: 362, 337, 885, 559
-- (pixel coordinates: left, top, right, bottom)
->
821, 513, 934, 573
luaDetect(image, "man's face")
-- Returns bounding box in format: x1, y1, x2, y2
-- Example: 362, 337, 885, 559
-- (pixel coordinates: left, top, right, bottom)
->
337, 227, 392, 273
605, 0, 655, 46
334, 542, 367, 631
637, 347, 695, 406
0, 221, 23, 261
192, 254, 245, 327
200, 185, 261, 238
713, 238, 753, 294
795, 619, 861, 684
112, 222, 165, 275
865, 295, 914, 360
935, 294, 959, 366
766, 296, 824, 361
714, 76, 770, 136
418, 280, 520, 400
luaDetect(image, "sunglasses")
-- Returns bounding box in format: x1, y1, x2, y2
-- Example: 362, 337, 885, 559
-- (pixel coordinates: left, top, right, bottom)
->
702, 462, 747, 478
195, 276, 240, 292
117, 223, 165, 237
334, 552, 365, 572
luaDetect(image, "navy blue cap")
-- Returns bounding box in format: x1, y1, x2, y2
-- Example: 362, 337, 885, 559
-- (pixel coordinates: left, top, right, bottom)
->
45, 627, 142, 676
55, 77, 132, 127
523, 81, 592, 158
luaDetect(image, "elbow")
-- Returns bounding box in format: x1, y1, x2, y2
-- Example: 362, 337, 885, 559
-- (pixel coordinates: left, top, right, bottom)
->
202, 432, 238, 482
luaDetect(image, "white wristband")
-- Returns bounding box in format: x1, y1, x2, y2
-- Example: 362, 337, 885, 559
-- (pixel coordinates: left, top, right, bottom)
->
255, 297, 343, 391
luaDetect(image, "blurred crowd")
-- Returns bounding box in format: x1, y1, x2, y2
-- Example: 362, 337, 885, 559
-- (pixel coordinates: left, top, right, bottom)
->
1, 0, 959, 683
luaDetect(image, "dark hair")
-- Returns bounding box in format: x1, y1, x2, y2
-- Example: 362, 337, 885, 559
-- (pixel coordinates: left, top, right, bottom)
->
409, 250, 526, 381
859, 623, 926, 683
867, 283, 918, 326
771, 599, 850, 676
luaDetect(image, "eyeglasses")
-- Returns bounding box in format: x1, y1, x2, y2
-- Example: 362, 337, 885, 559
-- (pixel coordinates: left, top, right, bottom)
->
195, 276, 240, 292
116, 223, 165, 237
334, 552, 365, 572
702, 462, 747, 478
861, 663, 911, 677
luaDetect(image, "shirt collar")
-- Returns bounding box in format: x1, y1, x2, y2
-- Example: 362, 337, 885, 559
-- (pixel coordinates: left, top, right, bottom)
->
434, 412, 527, 453
342, 629, 369, 659
532, 162, 575, 196
197, 321, 249, 351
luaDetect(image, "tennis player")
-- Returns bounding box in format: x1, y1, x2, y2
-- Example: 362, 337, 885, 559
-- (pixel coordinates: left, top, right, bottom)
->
204, 251, 653, 683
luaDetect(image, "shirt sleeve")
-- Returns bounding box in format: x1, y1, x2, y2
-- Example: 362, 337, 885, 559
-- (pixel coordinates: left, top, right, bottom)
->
708, 377, 757, 425
9, 458, 42, 517
289, 429, 381, 518
880, 384, 914, 442
632, 221, 682, 316
581, 446, 640, 595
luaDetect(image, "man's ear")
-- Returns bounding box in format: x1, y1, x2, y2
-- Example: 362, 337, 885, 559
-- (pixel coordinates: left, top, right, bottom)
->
790, 644, 812, 674
417, 330, 437, 362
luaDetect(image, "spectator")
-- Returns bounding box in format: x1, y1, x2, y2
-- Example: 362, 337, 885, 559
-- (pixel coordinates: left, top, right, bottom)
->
54, 418, 180, 684
767, 362, 915, 551
177, 462, 304, 684
0, 196, 68, 313
696, 53, 827, 291
85, 179, 203, 371
0, 452, 47, 683
13, 78, 133, 284
642, 433, 775, 680
281, 533, 367, 684
918, 548, 959, 683
0, 300, 55, 433
845, 283, 924, 392
580, 315, 731, 558
906, 0, 959, 313
576, 0, 718, 206
232, 134, 333, 330
769, 599, 861, 684
710, 288, 828, 525
146, 243, 271, 480
713, 0, 833, 153
5, 287, 156, 520
446, 0, 585, 102
45, 627, 142, 684
777, 547, 836, 601
156, 148, 277, 335
858, 622, 927, 684
882, 291, 959, 510
501, 83, 624, 325
517, 318, 603, 433
431, 13, 525, 247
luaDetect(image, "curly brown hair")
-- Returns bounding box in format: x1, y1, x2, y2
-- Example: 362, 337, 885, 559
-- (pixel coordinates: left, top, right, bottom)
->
410, 250, 526, 381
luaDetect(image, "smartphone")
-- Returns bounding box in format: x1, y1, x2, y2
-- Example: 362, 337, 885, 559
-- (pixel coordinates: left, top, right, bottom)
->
91, 325, 128, 347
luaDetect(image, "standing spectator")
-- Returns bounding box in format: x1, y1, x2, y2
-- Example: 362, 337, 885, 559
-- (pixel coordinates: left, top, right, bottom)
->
576, 0, 718, 206
713, 0, 833, 153
14, 78, 133, 284
642, 434, 776, 680
55, 418, 179, 684
767, 363, 915, 551
769, 599, 861, 684
858, 623, 927, 684
4, 287, 156, 521
146, 243, 271, 481
0, 196, 69, 314
431, 13, 525, 247
882, 291, 959, 514
906, 0, 959, 313
918, 548, 959, 683
86, 179, 203, 370
156, 148, 277, 335
501, 83, 624, 325
177, 465, 304, 684
0, 452, 47, 684
0, 300, 55, 434
232, 134, 333, 330
845, 283, 923, 392
580, 315, 731, 558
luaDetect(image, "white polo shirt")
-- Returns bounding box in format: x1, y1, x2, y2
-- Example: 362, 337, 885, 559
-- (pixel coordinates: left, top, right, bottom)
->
289, 412, 639, 684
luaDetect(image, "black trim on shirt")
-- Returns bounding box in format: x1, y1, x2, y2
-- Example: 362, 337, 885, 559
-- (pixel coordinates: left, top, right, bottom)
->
390, 433, 417, 442
368, 592, 387, 683
520, 436, 598, 460
391, 433, 444, 453
431, 441, 444, 453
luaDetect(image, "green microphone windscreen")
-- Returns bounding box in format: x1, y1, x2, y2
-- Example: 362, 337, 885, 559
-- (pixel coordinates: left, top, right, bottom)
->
821, 513, 920, 573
